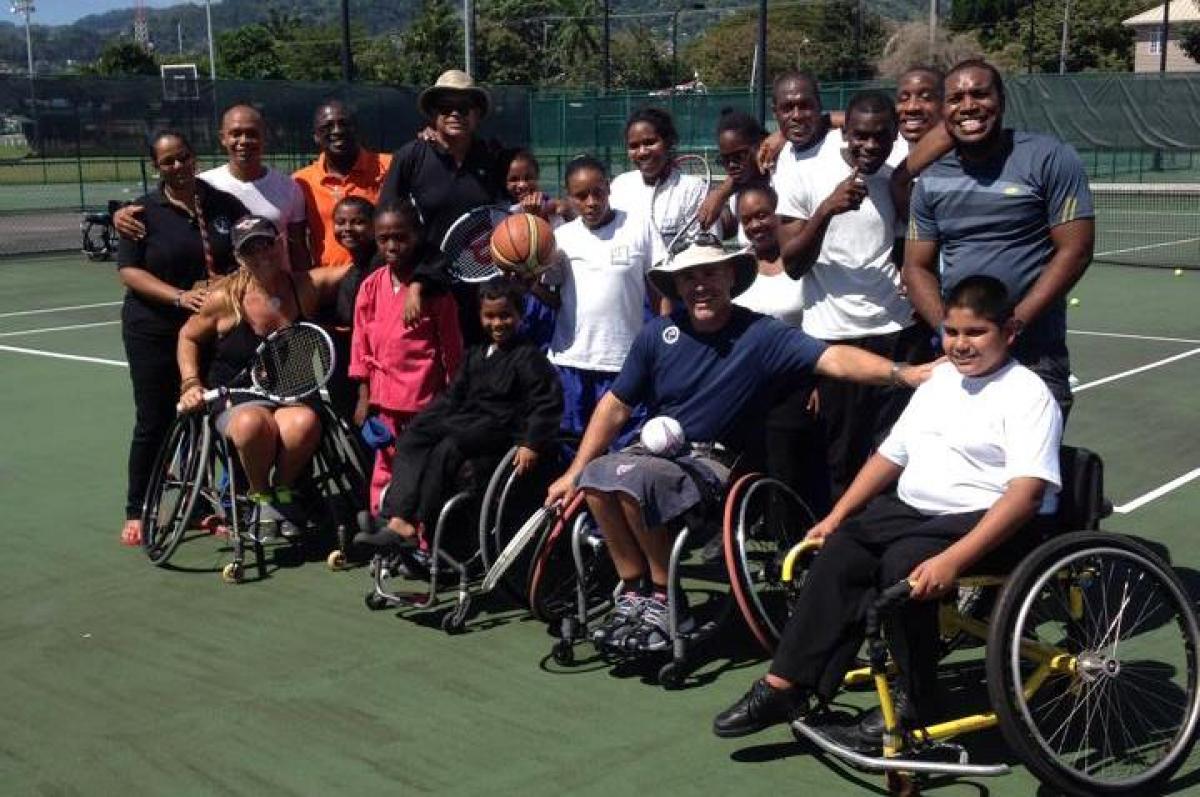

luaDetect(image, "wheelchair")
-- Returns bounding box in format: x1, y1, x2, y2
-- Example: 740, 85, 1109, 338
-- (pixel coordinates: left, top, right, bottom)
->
775, 447, 1200, 796
81, 200, 123, 261
531, 454, 817, 688
140, 400, 371, 582
362, 438, 576, 633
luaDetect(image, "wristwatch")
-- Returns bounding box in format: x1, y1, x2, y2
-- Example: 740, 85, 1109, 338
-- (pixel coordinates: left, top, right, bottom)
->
173, 290, 184, 308
889, 362, 903, 386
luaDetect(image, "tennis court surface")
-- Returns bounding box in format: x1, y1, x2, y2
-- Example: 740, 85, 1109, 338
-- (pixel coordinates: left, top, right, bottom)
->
1, 254, 1198, 795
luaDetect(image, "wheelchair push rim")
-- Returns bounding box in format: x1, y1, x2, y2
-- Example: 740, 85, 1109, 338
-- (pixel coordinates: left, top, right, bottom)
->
141, 413, 210, 566
988, 533, 1200, 794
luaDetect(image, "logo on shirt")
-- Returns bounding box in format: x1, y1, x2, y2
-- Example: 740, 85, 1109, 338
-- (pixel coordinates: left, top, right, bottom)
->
212, 216, 231, 234
616, 463, 637, 476
662, 325, 680, 345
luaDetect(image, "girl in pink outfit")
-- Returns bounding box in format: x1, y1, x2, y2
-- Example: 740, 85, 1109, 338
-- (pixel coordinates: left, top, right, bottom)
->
350, 200, 462, 513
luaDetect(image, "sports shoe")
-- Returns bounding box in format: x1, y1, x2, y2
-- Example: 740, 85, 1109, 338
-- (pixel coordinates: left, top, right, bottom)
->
712, 679, 808, 738
622, 595, 694, 653
590, 591, 647, 649
271, 486, 306, 539
247, 492, 280, 541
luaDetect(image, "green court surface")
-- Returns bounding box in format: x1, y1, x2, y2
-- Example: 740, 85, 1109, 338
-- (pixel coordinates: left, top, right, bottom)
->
1, 255, 1199, 795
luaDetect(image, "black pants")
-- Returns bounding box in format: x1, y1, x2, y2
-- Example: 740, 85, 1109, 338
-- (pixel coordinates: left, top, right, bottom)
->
326, 328, 358, 423
770, 494, 1046, 722
1014, 338, 1073, 422
818, 323, 934, 499
764, 385, 831, 518
122, 325, 181, 520
380, 412, 508, 532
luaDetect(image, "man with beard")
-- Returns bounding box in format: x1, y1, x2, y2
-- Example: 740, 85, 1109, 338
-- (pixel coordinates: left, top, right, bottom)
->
902, 60, 1094, 416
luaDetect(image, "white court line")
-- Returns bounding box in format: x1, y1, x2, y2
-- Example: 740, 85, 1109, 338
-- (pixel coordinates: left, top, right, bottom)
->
1095, 236, 1200, 258
1073, 347, 1200, 392
0, 320, 120, 338
1114, 467, 1200, 514
0, 344, 126, 368
1068, 329, 1200, 345
0, 300, 121, 319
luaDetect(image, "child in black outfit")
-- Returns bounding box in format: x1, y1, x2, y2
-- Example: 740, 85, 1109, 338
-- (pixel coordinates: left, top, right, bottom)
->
355, 279, 564, 547
329, 196, 378, 420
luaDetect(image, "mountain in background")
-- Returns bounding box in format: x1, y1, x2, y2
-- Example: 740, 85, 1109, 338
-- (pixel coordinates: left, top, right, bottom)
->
0, 0, 932, 74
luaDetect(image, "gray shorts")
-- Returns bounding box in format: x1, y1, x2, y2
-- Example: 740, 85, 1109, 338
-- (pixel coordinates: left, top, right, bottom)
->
576, 446, 732, 529
213, 396, 320, 437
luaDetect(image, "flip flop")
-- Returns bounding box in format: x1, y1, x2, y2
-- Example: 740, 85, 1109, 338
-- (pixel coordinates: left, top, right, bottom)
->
121, 519, 143, 547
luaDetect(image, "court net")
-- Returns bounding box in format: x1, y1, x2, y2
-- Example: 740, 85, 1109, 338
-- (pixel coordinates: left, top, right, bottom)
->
1093, 183, 1200, 270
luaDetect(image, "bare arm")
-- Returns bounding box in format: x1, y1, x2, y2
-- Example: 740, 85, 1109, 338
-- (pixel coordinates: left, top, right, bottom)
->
306, 264, 353, 304
909, 477, 1048, 600
1013, 219, 1094, 328
900, 238, 944, 329
814, 344, 933, 389
176, 291, 225, 412
697, 177, 735, 235
287, 221, 313, 272
890, 126, 954, 219
807, 453, 903, 540
545, 392, 633, 506
119, 266, 207, 313
113, 204, 146, 240
779, 172, 865, 280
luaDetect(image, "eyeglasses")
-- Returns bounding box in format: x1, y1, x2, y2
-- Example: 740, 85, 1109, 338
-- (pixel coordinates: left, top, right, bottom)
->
669, 231, 722, 256
435, 99, 476, 116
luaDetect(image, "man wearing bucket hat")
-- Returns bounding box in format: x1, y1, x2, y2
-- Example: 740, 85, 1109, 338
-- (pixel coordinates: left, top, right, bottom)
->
378, 70, 507, 344
544, 236, 933, 652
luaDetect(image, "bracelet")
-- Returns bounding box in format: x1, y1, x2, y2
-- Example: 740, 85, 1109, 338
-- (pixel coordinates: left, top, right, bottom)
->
173, 290, 184, 308
889, 362, 903, 387
180, 376, 201, 392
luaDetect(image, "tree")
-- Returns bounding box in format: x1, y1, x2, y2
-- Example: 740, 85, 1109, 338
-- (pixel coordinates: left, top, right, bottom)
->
876, 21, 986, 79
551, 0, 602, 86
90, 41, 158, 76
683, 2, 886, 87
1179, 24, 1200, 63
395, 0, 462, 86
610, 27, 673, 90
475, 0, 559, 85
216, 24, 284, 79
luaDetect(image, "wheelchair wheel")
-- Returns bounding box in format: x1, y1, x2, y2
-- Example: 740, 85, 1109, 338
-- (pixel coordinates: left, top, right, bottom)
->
723, 474, 815, 654
987, 532, 1200, 795
81, 219, 116, 261
141, 414, 210, 566
527, 498, 617, 624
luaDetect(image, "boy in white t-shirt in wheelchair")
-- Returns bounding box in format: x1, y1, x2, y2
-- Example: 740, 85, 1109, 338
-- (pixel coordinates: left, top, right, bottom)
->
714, 273, 1063, 740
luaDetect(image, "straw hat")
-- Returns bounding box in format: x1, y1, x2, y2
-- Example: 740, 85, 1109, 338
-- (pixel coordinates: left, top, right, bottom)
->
647, 240, 757, 302
418, 69, 491, 119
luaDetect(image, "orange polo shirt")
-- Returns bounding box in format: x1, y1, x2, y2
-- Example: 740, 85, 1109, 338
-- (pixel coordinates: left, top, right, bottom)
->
293, 148, 392, 267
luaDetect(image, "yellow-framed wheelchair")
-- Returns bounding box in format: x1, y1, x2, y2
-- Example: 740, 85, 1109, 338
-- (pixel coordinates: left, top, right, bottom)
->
780, 447, 1200, 796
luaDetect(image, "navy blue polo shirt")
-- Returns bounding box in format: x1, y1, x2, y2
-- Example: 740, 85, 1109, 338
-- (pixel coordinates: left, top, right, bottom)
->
611, 306, 828, 450
116, 183, 247, 335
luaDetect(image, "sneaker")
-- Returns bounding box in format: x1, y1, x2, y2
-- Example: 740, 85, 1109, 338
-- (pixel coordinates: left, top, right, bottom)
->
271, 486, 306, 539
590, 591, 647, 649
623, 595, 694, 653
247, 492, 280, 541
712, 679, 808, 738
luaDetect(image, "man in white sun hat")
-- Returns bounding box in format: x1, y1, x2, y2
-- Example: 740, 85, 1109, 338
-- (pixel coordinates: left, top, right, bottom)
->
545, 235, 933, 653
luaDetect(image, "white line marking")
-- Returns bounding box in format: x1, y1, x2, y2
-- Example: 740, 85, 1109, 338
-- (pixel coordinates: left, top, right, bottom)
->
1095, 236, 1200, 258
0, 320, 121, 338
0, 301, 121, 319
1068, 329, 1200, 345
1114, 467, 1200, 514
0, 344, 127, 367
1073, 348, 1200, 392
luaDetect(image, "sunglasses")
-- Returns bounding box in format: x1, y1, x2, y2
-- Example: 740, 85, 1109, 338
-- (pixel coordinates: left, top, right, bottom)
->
670, 231, 722, 256
435, 99, 476, 116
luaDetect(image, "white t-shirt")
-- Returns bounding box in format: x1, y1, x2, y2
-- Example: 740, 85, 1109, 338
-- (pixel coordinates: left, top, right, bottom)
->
886, 135, 910, 169
200, 164, 307, 266
775, 129, 912, 340
727, 192, 752, 248
734, 269, 805, 327
771, 130, 839, 198
549, 209, 657, 372
878, 360, 1063, 516
610, 168, 714, 262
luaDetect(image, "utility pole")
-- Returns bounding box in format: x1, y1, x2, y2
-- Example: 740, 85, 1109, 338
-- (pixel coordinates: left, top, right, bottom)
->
464, 0, 475, 75
340, 0, 354, 82
1027, 0, 1036, 73
755, 0, 767, 123
205, 0, 216, 80
603, 0, 611, 93
928, 0, 937, 63
1160, 0, 1171, 73
1058, 0, 1070, 74
11, 0, 34, 77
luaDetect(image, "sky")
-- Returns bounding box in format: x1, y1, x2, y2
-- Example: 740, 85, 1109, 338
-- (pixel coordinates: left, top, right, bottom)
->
20, 1, 191, 27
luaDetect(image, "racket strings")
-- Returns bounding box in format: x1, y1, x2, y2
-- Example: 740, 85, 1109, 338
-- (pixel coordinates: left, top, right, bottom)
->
252, 326, 334, 400
443, 207, 509, 282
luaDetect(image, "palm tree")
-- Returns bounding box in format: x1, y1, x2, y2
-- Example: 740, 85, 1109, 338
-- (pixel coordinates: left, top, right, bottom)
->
553, 0, 602, 85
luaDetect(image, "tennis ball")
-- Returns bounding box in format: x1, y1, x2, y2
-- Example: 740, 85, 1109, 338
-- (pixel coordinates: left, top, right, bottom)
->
1069, 297, 1080, 307
1175, 268, 1184, 276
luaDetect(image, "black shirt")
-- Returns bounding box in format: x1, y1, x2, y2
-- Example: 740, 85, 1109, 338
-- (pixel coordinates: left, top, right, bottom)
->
378, 138, 505, 247
117, 183, 248, 335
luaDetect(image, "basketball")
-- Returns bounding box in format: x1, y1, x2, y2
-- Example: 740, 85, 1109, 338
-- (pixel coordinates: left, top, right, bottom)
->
490, 213, 556, 276
640, 416, 686, 457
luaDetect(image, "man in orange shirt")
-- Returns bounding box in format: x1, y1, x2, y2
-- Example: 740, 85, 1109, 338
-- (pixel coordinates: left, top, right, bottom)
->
293, 100, 392, 268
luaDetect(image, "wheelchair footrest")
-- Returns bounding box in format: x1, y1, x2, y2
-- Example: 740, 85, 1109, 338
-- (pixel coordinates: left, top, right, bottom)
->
790, 719, 1010, 778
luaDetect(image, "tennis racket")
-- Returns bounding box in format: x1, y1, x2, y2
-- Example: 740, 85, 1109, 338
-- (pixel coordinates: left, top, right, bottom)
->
200, 322, 336, 407
650, 154, 713, 259
440, 205, 513, 283
480, 501, 559, 593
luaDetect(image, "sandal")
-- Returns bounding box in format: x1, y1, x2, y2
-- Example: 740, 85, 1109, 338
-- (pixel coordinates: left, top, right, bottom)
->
120, 518, 143, 547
